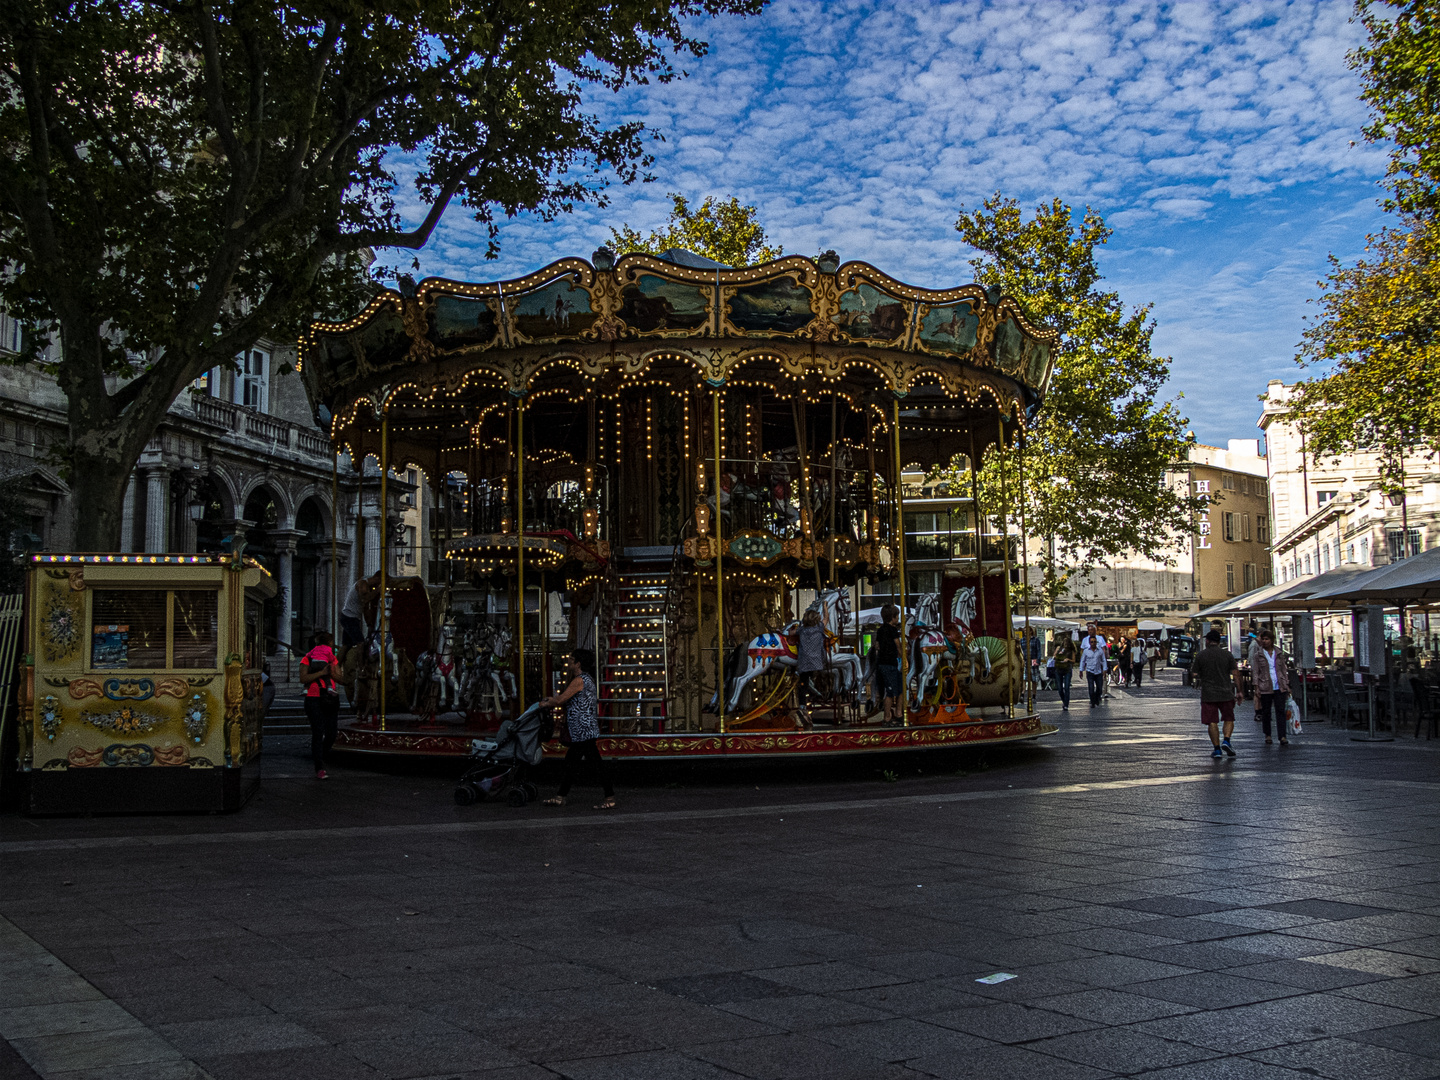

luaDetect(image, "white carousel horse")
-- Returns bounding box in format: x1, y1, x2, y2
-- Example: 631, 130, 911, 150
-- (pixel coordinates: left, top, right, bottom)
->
811, 587, 867, 702
714, 588, 865, 714
413, 620, 463, 719
369, 628, 401, 686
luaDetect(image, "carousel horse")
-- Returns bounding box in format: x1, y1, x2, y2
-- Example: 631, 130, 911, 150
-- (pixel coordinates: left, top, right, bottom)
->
907, 590, 992, 709
413, 620, 463, 720
463, 623, 517, 709
350, 628, 400, 723
711, 588, 865, 714
488, 624, 519, 703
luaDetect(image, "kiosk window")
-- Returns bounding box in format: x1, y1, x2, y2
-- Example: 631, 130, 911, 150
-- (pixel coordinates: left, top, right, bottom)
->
91, 591, 168, 669
173, 591, 219, 668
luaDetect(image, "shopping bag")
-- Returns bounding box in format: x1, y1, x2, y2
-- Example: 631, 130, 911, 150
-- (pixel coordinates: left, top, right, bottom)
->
1286, 698, 1302, 737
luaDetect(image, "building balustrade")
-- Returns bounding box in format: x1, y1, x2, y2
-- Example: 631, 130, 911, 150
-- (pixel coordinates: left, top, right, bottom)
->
190, 394, 328, 461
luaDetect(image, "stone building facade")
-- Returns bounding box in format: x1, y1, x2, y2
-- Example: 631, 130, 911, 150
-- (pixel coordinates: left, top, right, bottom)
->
1260, 379, 1436, 583
0, 333, 412, 657
1049, 440, 1271, 627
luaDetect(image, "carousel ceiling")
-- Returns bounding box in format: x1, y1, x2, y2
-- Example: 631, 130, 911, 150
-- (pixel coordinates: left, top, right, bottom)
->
299, 252, 1058, 452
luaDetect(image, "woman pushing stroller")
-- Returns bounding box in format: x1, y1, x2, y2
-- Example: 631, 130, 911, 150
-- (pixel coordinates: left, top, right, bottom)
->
540, 649, 616, 810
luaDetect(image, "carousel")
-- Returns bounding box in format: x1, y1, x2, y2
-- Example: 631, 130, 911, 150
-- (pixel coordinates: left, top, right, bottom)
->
298, 247, 1060, 760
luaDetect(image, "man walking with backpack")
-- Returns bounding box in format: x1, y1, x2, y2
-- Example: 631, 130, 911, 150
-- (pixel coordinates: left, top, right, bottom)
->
1191, 629, 1243, 759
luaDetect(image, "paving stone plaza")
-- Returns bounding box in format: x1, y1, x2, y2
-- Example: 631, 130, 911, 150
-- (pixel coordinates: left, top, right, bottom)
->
3, 671, 1440, 1080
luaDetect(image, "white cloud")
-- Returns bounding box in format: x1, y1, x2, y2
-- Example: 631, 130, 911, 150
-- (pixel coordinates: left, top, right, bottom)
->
375, 0, 1390, 443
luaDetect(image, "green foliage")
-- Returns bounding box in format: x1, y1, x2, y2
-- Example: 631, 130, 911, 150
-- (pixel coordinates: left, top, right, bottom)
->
1293, 219, 1440, 489
610, 193, 782, 267
0, 0, 764, 547
1290, 1, 1440, 482
945, 195, 1204, 612
1355, 0, 1440, 221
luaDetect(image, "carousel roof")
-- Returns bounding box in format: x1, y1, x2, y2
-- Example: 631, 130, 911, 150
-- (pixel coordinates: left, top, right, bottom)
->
298, 250, 1059, 442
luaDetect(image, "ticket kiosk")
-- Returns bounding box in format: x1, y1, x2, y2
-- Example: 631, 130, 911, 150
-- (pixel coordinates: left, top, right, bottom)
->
18, 554, 275, 813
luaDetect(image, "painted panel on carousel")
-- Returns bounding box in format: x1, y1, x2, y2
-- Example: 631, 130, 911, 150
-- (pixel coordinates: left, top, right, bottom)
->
727, 531, 785, 565
430, 294, 500, 350
322, 303, 409, 385
1023, 336, 1051, 389
725, 276, 814, 336
916, 300, 980, 357
619, 275, 710, 334
829, 282, 910, 344
507, 277, 597, 343
993, 316, 1029, 381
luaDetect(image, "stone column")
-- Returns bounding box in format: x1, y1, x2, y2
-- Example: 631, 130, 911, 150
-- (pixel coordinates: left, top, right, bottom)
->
362, 513, 381, 577
120, 474, 136, 552
271, 528, 304, 650
144, 468, 170, 554
328, 541, 353, 637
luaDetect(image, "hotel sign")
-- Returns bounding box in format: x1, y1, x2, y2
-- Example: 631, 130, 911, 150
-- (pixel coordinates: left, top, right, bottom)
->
1194, 479, 1211, 549
1054, 600, 1201, 619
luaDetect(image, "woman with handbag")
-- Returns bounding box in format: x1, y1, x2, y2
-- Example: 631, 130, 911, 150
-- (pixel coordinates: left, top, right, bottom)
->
541, 649, 616, 809
300, 631, 341, 780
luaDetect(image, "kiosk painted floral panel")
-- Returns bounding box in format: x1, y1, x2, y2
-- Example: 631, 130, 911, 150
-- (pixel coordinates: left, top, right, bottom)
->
431, 295, 499, 349
619, 275, 710, 333
918, 301, 979, 355
726, 277, 813, 335
830, 283, 908, 342
509, 278, 597, 340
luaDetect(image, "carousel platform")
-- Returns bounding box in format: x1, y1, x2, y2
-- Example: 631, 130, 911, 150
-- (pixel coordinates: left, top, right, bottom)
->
333, 707, 1057, 761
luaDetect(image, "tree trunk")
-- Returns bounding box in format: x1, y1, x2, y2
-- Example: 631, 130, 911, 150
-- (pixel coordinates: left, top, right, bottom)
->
58, 316, 196, 552
68, 450, 133, 551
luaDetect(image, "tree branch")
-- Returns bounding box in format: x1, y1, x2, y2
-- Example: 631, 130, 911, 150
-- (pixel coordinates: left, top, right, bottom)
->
193, 0, 244, 166
342, 148, 487, 250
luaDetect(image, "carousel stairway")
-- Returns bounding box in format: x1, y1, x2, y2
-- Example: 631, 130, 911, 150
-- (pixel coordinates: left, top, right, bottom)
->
599, 566, 669, 730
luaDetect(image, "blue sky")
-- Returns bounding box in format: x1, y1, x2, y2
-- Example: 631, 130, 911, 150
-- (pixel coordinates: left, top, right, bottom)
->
378, 0, 1389, 448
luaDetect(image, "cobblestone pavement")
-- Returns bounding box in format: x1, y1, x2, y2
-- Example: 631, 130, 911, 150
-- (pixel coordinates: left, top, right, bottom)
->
3, 669, 1439, 1080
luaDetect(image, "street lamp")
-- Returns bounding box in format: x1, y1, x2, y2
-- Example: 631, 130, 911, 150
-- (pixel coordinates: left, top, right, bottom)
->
188, 498, 206, 522
1388, 489, 1410, 559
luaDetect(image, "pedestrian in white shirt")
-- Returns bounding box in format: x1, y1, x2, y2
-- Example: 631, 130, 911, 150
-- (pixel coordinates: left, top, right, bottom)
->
1130, 636, 1148, 689
1078, 631, 1110, 708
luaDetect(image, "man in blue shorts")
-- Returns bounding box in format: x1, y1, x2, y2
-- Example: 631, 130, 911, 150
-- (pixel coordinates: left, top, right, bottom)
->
1191, 629, 1243, 758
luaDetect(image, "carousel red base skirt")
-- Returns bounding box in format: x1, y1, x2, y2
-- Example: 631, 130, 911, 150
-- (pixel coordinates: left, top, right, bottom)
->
333, 705, 1057, 761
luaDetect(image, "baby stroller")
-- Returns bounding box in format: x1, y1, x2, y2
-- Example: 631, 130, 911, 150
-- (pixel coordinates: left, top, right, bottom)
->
454, 702, 550, 806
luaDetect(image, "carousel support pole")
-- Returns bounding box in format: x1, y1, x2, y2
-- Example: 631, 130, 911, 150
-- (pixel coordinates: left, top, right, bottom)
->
969, 428, 986, 639
379, 408, 389, 730
713, 385, 725, 737
516, 396, 526, 709
829, 393, 838, 586
792, 398, 824, 596
330, 451, 338, 638
444, 447, 454, 589
1019, 422, 1033, 716
694, 391, 703, 702
998, 413, 1014, 719
892, 398, 908, 728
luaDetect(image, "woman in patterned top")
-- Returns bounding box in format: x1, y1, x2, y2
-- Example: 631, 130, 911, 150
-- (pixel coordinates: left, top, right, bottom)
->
540, 649, 616, 809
